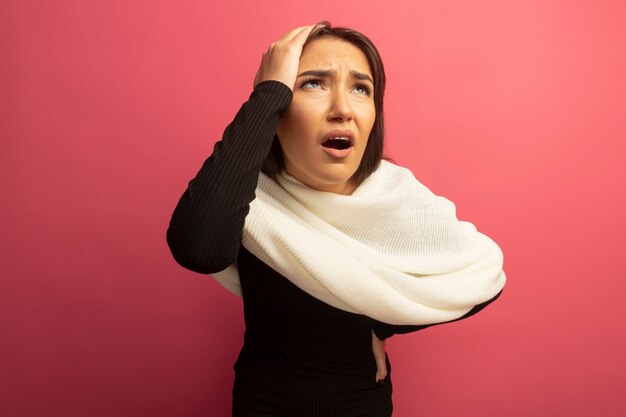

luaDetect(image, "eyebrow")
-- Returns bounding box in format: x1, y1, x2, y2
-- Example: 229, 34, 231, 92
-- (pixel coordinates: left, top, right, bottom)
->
297, 69, 374, 84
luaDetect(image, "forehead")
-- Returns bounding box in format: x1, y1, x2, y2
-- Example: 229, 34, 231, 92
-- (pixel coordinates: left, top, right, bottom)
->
299, 37, 372, 76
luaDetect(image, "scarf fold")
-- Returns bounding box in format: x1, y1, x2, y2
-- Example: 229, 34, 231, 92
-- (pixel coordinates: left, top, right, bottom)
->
213, 160, 506, 325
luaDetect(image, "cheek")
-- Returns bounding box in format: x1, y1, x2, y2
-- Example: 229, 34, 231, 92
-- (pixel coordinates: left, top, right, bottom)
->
367, 105, 376, 126
276, 112, 309, 160
289, 102, 318, 130
359, 108, 376, 144
277, 104, 313, 140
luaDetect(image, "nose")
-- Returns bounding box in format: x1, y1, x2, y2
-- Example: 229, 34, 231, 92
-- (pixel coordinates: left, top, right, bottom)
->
326, 89, 353, 123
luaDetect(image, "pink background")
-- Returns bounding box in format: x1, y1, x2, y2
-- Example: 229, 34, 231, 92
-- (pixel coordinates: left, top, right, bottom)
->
2, 1, 625, 416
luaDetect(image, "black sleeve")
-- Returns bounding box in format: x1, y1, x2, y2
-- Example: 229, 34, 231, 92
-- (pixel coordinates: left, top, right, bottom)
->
166, 81, 293, 274
371, 290, 503, 341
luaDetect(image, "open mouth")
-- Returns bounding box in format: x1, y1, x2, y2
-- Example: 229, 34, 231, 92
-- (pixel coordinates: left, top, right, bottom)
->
321, 137, 353, 150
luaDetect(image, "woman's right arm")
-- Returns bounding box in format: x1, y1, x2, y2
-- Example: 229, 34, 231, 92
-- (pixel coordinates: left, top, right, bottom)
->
166, 25, 317, 274
166, 81, 292, 274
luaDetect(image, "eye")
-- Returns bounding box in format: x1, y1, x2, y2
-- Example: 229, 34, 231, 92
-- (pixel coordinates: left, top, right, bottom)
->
300, 78, 323, 89
353, 83, 372, 96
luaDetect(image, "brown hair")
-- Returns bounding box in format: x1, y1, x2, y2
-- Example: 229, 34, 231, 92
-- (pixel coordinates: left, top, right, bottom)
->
261, 21, 387, 186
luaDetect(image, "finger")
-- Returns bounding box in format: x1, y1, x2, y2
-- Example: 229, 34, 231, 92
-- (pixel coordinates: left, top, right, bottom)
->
279, 25, 313, 42
290, 24, 317, 45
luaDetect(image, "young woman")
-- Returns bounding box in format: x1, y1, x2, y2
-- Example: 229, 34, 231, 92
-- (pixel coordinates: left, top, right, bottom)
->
167, 22, 505, 417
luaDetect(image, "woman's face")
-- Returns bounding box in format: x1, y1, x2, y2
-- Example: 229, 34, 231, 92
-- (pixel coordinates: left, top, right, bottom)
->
276, 37, 376, 195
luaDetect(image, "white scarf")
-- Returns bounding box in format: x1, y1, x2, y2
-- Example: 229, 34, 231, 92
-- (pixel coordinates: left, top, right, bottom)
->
213, 160, 506, 325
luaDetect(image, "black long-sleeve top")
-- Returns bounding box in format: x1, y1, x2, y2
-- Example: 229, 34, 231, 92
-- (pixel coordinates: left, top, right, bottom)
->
167, 81, 501, 417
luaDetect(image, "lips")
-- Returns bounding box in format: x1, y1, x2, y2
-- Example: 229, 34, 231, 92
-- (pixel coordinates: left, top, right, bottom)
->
321, 130, 355, 158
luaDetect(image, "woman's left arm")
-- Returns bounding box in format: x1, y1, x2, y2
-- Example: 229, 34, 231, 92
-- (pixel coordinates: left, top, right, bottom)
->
371, 289, 504, 341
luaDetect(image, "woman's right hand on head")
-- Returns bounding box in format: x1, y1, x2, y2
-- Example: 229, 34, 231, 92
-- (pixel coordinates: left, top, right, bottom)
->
253, 24, 317, 91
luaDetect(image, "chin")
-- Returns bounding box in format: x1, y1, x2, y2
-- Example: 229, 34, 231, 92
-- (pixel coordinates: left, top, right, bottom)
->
313, 172, 358, 193
318, 167, 355, 183
286, 160, 360, 193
